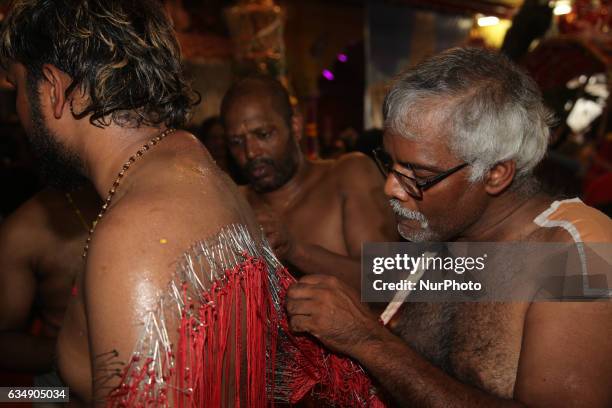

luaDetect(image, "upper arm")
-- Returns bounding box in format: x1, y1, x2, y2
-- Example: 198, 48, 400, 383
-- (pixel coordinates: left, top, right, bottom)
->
0, 207, 39, 330
337, 153, 398, 257
514, 302, 612, 407
84, 195, 242, 405
84, 210, 180, 403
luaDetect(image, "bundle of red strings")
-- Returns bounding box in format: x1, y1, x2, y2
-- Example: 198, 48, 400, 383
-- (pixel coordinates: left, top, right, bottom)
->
107, 255, 384, 407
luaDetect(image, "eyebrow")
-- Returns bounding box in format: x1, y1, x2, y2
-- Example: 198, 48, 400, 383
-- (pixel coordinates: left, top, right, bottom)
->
396, 160, 444, 173
227, 124, 272, 138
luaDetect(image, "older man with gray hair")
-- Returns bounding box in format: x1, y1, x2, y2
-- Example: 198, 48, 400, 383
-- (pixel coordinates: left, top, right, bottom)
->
286, 47, 612, 407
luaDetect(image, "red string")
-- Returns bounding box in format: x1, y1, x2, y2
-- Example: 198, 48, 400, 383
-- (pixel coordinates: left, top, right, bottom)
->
106, 256, 385, 407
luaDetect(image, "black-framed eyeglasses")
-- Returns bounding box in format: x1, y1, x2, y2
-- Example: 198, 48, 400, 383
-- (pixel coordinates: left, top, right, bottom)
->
372, 148, 469, 198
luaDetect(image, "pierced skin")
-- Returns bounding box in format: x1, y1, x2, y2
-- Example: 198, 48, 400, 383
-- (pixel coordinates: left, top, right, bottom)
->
56, 133, 263, 406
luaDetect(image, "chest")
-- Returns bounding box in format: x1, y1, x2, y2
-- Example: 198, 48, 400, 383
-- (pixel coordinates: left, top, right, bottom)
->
252, 183, 346, 252
37, 233, 84, 287
391, 302, 527, 398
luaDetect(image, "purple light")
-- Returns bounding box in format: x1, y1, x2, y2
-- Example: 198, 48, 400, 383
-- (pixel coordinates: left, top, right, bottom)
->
322, 69, 335, 81
337, 53, 348, 63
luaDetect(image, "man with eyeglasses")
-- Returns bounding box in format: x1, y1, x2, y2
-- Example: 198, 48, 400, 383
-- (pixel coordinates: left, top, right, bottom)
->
286, 47, 612, 407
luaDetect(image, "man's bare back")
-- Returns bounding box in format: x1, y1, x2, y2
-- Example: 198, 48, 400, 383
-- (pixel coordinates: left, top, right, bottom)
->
0, 186, 99, 374
2, 1, 283, 404
56, 133, 261, 404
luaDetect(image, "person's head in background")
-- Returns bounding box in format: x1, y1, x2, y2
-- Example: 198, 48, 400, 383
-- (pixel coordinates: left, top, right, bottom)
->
220, 75, 303, 193
196, 116, 246, 184
198, 116, 227, 170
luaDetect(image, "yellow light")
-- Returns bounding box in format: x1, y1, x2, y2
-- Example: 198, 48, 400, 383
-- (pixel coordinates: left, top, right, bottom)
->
553, 1, 572, 15
477, 16, 500, 27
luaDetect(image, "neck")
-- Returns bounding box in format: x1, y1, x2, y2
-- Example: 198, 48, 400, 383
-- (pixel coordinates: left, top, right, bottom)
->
78, 123, 168, 199
457, 188, 552, 241
257, 154, 311, 210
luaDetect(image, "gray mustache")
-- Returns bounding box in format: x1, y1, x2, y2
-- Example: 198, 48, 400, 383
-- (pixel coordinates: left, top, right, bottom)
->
389, 199, 429, 228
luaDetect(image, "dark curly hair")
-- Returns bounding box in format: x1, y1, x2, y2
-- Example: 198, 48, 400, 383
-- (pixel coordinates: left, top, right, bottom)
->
0, 0, 200, 128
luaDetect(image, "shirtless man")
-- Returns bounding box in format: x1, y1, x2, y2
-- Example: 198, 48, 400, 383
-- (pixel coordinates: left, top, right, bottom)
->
221, 76, 397, 289
0, 186, 99, 378
286, 48, 612, 407
1, 1, 274, 405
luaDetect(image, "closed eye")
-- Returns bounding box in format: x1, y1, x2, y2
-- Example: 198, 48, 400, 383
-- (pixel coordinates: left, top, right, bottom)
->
414, 173, 437, 184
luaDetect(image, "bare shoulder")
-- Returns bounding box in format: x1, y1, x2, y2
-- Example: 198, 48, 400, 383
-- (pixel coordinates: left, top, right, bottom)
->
238, 184, 250, 197
0, 188, 63, 250
86, 187, 246, 291
333, 152, 377, 171
84, 134, 258, 296
532, 199, 612, 242
331, 152, 384, 192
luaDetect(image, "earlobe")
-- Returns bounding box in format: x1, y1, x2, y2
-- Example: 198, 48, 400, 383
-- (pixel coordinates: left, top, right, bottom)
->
484, 161, 516, 196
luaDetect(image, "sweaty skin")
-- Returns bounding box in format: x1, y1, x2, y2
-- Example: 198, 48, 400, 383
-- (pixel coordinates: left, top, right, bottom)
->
6, 61, 262, 405
224, 91, 397, 290
286, 129, 612, 407
0, 185, 100, 374
55, 135, 261, 406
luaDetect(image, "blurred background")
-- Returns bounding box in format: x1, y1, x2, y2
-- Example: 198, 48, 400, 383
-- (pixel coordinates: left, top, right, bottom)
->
0, 0, 610, 216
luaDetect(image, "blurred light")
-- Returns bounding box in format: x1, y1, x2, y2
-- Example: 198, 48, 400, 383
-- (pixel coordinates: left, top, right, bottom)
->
553, 1, 572, 15
477, 16, 500, 27
322, 69, 335, 81
553, 4, 572, 15
337, 53, 348, 63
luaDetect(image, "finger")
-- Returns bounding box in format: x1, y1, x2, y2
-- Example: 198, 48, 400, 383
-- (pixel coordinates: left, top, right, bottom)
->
257, 217, 273, 229
298, 274, 339, 287
263, 228, 278, 241
255, 210, 275, 222
286, 298, 316, 316
288, 315, 313, 333
259, 223, 278, 238
286, 282, 320, 300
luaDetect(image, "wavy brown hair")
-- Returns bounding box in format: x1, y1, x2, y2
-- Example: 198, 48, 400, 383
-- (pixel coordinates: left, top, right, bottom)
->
0, 0, 199, 128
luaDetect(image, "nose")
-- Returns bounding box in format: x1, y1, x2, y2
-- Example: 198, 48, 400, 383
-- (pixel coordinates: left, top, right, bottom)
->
384, 173, 413, 204
384, 172, 400, 198
244, 136, 262, 161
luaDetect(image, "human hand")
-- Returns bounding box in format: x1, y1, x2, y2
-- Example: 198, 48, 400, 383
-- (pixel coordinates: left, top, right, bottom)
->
255, 208, 296, 261
286, 274, 382, 356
